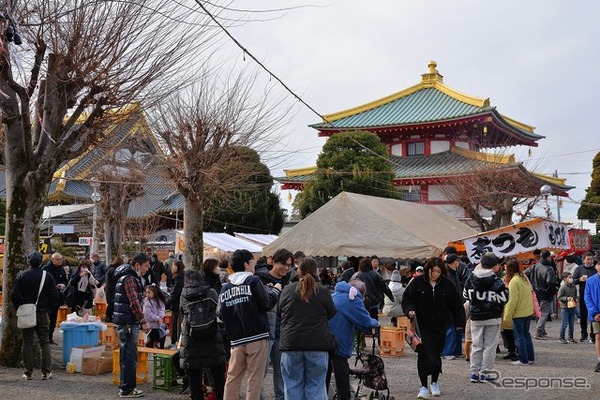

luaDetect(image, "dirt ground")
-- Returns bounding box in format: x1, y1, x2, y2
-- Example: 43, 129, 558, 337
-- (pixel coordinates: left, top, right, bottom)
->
0, 314, 598, 399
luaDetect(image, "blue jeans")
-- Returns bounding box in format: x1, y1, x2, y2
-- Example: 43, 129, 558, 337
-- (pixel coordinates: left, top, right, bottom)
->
441, 323, 454, 357
281, 351, 328, 400
441, 323, 463, 356
261, 339, 284, 400
512, 317, 534, 364
116, 324, 140, 394
560, 308, 576, 340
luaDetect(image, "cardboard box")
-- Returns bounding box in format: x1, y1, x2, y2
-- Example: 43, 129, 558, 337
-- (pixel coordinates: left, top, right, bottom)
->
70, 345, 106, 373
82, 351, 113, 375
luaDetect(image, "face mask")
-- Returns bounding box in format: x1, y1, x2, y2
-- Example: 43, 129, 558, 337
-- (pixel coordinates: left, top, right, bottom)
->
567, 278, 573, 284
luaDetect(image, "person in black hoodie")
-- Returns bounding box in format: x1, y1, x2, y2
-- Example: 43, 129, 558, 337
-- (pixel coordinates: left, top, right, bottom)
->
463, 253, 508, 381
180, 269, 226, 400
12, 251, 58, 380
402, 257, 465, 399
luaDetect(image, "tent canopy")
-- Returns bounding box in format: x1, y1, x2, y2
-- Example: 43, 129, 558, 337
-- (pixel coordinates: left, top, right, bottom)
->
147, 230, 263, 253
263, 192, 477, 258
234, 233, 278, 246
203, 232, 263, 253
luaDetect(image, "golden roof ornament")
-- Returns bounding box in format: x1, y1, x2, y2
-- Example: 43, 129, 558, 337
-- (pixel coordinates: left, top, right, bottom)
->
421, 60, 444, 84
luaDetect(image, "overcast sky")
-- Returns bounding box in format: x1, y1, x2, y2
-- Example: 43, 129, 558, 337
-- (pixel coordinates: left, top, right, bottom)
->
210, 1, 600, 230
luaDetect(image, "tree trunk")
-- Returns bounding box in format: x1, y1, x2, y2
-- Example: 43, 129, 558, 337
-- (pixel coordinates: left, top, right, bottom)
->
0, 126, 50, 365
184, 198, 204, 270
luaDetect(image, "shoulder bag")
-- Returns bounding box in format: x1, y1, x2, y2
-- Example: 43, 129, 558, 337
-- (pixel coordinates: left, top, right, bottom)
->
17, 270, 47, 329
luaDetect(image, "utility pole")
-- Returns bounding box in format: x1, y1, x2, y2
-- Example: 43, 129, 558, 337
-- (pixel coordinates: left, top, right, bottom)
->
554, 169, 561, 223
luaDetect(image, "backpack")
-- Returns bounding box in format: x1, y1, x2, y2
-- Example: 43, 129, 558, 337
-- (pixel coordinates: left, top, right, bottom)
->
186, 294, 217, 340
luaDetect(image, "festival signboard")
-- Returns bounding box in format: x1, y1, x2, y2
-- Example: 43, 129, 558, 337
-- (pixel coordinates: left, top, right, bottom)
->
463, 218, 571, 263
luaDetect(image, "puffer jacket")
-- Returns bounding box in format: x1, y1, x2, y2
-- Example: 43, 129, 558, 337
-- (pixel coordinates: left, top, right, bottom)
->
113, 264, 143, 326
382, 281, 404, 318
464, 267, 508, 321
180, 283, 226, 369
278, 276, 337, 352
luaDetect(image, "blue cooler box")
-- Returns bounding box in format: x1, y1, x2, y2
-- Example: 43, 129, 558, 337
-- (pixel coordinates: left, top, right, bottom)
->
60, 322, 102, 364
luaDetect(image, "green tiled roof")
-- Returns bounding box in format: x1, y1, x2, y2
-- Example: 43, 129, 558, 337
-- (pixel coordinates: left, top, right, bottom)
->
275, 150, 573, 192
312, 87, 487, 129
310, 61, 544, 145
389, 151, 494, 179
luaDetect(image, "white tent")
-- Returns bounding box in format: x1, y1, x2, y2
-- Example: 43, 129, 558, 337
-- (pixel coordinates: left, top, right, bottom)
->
203, 232, 263, 253
234, 233, 279, 246
263, 192, 477, 258
147, 230, 263, 253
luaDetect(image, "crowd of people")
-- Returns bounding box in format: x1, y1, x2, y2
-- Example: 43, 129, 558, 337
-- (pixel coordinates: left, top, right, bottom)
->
9, 247, 600, 399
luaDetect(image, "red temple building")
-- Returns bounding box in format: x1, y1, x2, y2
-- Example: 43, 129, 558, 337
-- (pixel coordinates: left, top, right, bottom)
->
279, 61, 572, 221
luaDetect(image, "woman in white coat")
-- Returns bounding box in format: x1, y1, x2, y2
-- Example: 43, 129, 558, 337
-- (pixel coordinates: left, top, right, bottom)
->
383, 270, 404, 326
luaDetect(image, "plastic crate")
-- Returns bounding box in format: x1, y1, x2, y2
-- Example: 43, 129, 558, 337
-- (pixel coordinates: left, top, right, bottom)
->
380, 326, 405, 357
153, 353, 180, 391
112, 349, 148, 385
61, 322, 102, 364
397, 316, 411, 330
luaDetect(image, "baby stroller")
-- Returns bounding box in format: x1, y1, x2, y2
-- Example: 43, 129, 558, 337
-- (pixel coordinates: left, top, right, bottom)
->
345, 327, 394, 400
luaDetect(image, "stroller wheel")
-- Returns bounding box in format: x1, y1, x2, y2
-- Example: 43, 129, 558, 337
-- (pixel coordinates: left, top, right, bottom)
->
368, 392, 375, 400
387, 396, 395, 400
379, 395, 387, 400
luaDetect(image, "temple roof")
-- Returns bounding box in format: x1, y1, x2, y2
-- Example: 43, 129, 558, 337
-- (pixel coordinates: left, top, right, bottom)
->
276, 147, 573, 195
310, 61, 544, 147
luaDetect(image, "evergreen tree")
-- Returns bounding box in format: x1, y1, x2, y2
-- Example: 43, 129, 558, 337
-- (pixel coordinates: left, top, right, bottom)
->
578, 151, 600, 232
296, 131, 399, 218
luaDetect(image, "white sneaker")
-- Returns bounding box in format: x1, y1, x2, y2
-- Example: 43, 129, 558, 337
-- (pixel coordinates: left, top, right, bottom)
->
443, 355, 456, 360
430, 382, 441, 396
511, 360, 530, 365
418, 386, 429, 399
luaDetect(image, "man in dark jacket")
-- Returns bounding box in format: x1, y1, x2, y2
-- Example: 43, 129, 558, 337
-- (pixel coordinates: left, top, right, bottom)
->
574, 251, 597, 342
219, 249, 281, 400
12, 251, 58, 380
42, 252, 67, 344
463, 253, 508, 381
91, 253, 107, 286
525, 249, 558, 339
255, 248, 292, 400
442, 254, 470, 359
113, 252, 151, 398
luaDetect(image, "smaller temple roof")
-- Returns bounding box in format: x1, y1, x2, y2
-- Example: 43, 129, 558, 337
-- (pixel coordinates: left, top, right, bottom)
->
276, 147, 573, 195
310, 61, 544, 146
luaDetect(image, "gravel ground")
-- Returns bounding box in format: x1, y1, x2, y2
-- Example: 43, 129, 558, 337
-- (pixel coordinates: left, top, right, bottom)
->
0, 315, 598, 399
